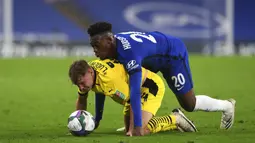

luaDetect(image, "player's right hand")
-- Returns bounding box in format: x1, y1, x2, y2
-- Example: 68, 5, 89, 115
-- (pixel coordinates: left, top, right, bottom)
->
134, 127, 144, 136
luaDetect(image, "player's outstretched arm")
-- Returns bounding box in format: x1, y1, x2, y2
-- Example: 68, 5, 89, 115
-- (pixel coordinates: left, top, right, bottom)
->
117, 40, 144, 135
128, 70, 143, 135
120, 54, 143, 135
94, 93, 106, 129
76, 93, 88, 110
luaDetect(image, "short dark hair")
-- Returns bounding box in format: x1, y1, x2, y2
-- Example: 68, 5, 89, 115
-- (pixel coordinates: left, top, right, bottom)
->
69, 60, 90, 85
87, 22, 112, 37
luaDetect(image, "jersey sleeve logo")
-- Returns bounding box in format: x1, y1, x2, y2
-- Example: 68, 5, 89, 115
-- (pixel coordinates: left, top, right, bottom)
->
126, 60, 139, 71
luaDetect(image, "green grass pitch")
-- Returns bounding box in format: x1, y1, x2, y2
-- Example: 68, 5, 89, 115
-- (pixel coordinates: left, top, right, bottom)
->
1, 55, 255, 143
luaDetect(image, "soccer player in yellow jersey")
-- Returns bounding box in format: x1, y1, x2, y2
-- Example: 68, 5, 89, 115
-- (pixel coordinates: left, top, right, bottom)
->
68, 59, 197, 136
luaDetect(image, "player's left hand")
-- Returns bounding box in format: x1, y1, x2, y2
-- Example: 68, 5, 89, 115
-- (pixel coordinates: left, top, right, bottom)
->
133, 127, 144, 136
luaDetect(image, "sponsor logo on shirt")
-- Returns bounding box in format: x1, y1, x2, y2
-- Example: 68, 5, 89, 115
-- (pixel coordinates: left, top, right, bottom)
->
126, 60, 139, 71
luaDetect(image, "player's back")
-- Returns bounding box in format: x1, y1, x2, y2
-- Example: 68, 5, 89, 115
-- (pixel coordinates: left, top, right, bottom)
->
115, 31, 177, 72
89, 59, 129, 104
89, 59, 128, 86
116, 31, 173, 55
89, 59, 164, 105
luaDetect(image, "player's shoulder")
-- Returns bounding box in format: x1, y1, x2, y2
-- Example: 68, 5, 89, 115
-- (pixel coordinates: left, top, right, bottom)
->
89, 59, 117, 77
115, 31, 167, 44
89, 59, 106, 65
88, 59, 108, 76
115, 31, 148, 52
115, 31, 149, 41
89, 59, 114, 69
90, 59, 120, 67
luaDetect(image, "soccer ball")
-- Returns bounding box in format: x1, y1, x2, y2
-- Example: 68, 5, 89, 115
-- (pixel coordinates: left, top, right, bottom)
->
67, 110, 95, 136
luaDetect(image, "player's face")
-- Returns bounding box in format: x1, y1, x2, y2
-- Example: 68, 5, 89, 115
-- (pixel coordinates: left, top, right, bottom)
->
90, 35, 115, 60
77, 68, 94, 93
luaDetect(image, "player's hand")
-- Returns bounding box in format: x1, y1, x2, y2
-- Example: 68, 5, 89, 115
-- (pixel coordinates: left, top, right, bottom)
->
126, 130, 133, 137
134, 127, 144, 136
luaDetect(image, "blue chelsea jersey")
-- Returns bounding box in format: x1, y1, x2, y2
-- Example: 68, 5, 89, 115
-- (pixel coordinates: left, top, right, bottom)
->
114, 31, 176, 127
115, 31, 176, 73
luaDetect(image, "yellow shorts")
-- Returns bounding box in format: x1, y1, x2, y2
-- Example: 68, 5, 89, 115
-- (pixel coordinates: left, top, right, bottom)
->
123, 71, 165, 116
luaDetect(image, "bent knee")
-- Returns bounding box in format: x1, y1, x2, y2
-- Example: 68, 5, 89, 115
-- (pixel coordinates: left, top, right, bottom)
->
181, 104, 195, 112
177, 90, 196, 112
179, 100, 195, 112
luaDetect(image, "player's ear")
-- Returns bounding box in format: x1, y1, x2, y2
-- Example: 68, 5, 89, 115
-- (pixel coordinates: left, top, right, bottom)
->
88, 67, 93, 74
87, 67, 91, 72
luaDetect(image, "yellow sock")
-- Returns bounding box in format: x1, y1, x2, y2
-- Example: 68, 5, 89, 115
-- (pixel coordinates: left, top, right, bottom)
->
147, 115, 177, 133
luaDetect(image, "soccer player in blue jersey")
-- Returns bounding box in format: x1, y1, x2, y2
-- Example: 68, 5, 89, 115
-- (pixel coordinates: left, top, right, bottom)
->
87, 22, 236, 136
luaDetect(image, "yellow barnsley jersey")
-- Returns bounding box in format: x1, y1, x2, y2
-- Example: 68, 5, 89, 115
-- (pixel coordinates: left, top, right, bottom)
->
86, 59, 164, 106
